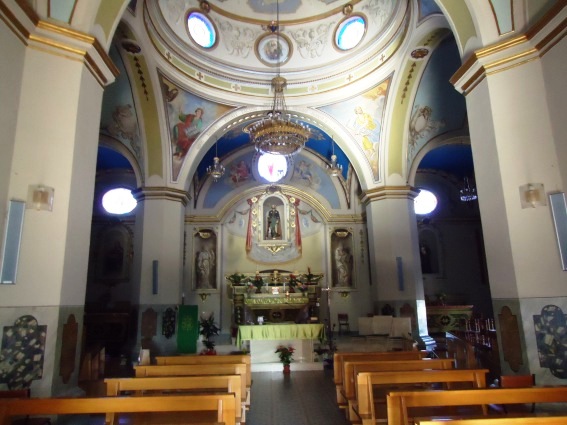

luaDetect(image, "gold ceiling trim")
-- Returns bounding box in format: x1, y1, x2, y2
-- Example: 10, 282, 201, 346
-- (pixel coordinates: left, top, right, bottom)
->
208, 0, 363, 26
360, 185, 419, 205
133, 187, 191, 206
2, 2, 118, 87
451, 3, 566, 95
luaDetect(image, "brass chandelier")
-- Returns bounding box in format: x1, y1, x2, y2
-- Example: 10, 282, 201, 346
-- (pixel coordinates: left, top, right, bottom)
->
245, 2, 310, 156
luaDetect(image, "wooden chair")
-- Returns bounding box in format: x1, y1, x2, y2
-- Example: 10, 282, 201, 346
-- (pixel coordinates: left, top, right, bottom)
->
500, 374, 536, 413
338, 313, 350, 335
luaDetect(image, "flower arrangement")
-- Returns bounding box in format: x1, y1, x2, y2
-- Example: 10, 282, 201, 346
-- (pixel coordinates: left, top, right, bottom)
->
302, 267, 323, 284
275, 345, 295, 365
296, 282, 309, 294
250, 274, 264, 292
199, 312, 220, 354
226, 273, 247, 286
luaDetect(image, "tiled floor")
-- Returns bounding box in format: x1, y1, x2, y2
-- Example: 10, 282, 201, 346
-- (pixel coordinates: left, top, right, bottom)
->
246, 369, 349, 425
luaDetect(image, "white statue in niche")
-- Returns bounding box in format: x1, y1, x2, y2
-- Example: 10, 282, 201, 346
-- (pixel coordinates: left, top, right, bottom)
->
196, 243, 216, 289
335, 243, 352, 287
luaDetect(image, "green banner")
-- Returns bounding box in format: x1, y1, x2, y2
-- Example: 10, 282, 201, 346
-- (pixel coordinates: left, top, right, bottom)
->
177, 305, 198, 353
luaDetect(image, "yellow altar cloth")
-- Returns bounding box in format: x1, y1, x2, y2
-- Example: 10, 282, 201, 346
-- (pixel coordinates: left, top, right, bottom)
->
236, 323, 324, 348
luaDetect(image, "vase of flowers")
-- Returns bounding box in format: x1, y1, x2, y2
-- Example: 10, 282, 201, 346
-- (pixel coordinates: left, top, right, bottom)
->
199, 312, 220, 355
275, 345, 295, 373
251, 274, 264, 293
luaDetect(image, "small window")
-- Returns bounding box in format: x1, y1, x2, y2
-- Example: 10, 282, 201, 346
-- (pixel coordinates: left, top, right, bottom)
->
414, 189, 437, 215
257, 153, 288, 183
102, 188, 137, 215
187, 12, 216, 49
335, 15, 366, 51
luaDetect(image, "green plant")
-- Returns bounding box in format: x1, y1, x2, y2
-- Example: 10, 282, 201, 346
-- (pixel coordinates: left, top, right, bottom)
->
227, 273, 247, 286
199, 313, 220, 352
275, 345, 295, 365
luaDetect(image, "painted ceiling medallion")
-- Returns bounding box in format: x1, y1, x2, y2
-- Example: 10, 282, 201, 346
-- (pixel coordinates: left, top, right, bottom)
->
411, 47, 429, 59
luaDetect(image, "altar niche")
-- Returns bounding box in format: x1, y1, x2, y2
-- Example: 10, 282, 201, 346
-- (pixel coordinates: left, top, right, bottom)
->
262, 197, 286, 241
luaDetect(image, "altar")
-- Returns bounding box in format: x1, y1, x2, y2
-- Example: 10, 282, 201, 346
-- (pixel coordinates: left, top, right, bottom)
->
237, 323, 325, 366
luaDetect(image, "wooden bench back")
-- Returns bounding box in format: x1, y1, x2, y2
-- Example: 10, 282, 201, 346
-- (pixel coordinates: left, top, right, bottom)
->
343, 358, 455, 401
334, 351, 426, 385
416, 418, 567, 425
155, 354, 252, 387
105, 375, 243, 425
360, 369, 487, 423
387, 386, 567, 425
134, 363, 248, 398
0, 394, 237, 425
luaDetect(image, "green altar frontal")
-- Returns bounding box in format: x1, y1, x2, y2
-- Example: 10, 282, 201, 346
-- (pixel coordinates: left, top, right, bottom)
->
236, 323, 325, 348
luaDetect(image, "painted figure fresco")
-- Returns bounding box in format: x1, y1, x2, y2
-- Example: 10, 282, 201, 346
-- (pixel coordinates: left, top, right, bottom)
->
319, 79, 389, 180
173, 107, 203, 158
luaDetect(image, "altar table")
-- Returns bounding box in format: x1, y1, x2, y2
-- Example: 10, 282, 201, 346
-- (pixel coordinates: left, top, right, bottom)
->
237, 323, 325, 364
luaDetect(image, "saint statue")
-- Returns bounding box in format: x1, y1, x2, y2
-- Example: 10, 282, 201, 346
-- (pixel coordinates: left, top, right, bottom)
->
266, 205, 281, 239
196, 246, 215, 289
335, 243, 352, 287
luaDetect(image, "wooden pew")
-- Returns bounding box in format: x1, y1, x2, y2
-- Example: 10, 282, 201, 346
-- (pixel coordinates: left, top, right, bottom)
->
0, 393, 237, 425
134, 363, 249, 406
105, 375, 244, 424
416, 418, 567, 425
155, 354, 252, 388
387, 386, 567, 425
342, 358, 456, 421
356, 368, 487, 425
334, 351, 427, 404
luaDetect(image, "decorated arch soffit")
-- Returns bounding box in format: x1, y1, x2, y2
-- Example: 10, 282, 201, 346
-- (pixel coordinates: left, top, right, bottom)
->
108, 22, 163, 180
159, 72, 235, 182
406, 35, 467, 174
318, 77, 391, 183
386, 28, 450, 181
99, 43, 144, 183
197, 150, 343, 212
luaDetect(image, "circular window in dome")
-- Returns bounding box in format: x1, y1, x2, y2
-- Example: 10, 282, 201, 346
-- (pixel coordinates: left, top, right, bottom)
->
257, 153, 288, 183
102, 188, 137, 215
414, 189, 438, 215
187, 12, 217, 49
335, 15, 366, 51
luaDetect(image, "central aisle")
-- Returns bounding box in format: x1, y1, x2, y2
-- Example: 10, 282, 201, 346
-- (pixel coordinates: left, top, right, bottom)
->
246, 369, 349, 425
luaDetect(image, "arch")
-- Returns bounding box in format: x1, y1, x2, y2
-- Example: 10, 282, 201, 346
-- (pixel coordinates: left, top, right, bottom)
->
99, 134, 144, 187
177, 106, 376, 192
407, 131, 471, 185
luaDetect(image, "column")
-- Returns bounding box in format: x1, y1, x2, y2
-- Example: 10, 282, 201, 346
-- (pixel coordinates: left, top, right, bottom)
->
0, 5, 117, 395
131, 187, 188, 355
362, 186, 433, 348
452, 21, 567, 379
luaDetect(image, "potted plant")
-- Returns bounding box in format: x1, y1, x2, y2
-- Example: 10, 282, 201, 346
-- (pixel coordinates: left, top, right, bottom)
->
226, 273, 247, 286
251, 274, 264, 293
199, 312, 220, 355
275, 344, 295, 373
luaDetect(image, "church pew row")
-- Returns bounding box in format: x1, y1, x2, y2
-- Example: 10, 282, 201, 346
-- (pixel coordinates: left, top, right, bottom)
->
0, 393, 237, 425
333, 351, 427, 405
386, 386, 567, 425
355, 368, 488, 425
154, 354, 252, 388
415, 417, 567, 425
134, 363, 250, 407
341, 359, 456, 421
105, 375, 244, 424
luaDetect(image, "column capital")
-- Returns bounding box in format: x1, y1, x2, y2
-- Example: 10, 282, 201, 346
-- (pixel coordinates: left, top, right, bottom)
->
132, 187, 191, 206
0, 0, 119, 86
451, 2, 566, 95
360, 185, 419, 206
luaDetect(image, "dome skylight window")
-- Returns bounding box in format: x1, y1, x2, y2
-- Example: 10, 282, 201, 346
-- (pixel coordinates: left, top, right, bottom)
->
102, 188, 137, 215
414, 189, 438, 215
187, 12, 216, 49
335, 15, 366, 50
258, 153, 288, 183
